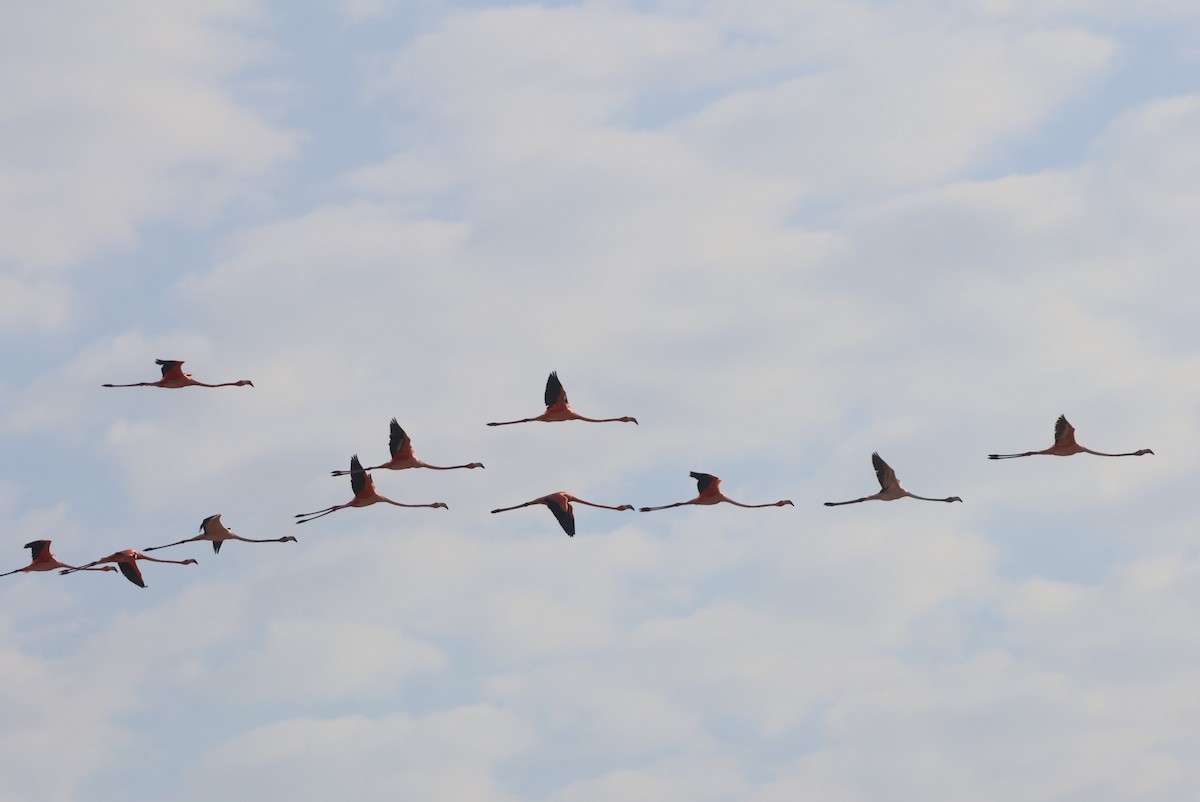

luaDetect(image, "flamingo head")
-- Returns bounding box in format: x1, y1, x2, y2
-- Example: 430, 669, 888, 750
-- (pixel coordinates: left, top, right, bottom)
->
1136, 449, 1154, 456
777, 500, 795, 506
239, 380, 254, 387
616, 505, 635, 511
433, 503, 449, 509
183, 559, 200, 565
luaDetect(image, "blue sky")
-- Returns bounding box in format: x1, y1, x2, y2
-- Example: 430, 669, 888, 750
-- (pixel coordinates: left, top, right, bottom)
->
3, 1, 1199, 799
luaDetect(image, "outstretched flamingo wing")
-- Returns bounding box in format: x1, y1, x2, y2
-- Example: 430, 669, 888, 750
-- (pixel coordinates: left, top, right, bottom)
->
689, 472, 717, 494
118, 560, 146, 588
25, 540, 50, 560
871, 453, 896, 490
156, 359, 185, 379
544, 497, 576, 536
200, 514, 221, 534
349, 455, 368, 496
545, 372, 567, 408
1054, 415, 1075, 446
388, 419, 411, 458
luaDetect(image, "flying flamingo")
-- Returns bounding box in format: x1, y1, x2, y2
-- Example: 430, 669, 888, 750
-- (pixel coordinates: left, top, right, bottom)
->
824, 453, 962, 506
989, 415, 1154, 460
487, 372, 638, 426
1, 540, 117, 577
145, 514, 297, 553
102, 359, 253, 389
490, 492, 634, 536
60, 549, 198, 588
332, 419, 484, 475
639, 472, 794, 512
296, 455, 449, 524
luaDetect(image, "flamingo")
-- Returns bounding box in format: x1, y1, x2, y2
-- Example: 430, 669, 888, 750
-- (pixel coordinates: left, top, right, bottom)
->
487, 372, 637, 426
296, 455, 449, 524
102, 359, 253, 389
639, 472, 794, 512
490, 492, 634, 536
145, 514, 297, 553
332, 419, 484, 475
60, 549, 198, 588
824, 453, 962, 506
1, 540, 117, 577
989, 415, 1154, 459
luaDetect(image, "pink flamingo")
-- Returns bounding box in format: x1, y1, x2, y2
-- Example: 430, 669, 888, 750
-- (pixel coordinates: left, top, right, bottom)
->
296, 455, 449, 524
989, 415, 1154, 459
1, 540, 117, 577
332, 419, 484, 475
491, 492, 633, 536
487, 372, 637, 426
640, 472, 793, 511
103, 359, 253, 389
145, 514, 297, 553
60, 549, 198, 588
825, 453, 962, 506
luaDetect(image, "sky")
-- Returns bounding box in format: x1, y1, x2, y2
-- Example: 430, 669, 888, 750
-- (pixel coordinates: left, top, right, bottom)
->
2, 0, 1199, 799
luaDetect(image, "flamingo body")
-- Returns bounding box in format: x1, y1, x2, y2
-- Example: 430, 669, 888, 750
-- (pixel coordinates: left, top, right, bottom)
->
988, 415, 1154, 459
0, 540, 117, 577
60, 549, 198, 587
824, 453, 962, 506
640, 472, 794, 512
490, 492, 634, 536
102, 359, 253, 389
487, 372, 638, 426
145, 514, 297, 553
298, 456, 449, 524
332, 419, 483, 475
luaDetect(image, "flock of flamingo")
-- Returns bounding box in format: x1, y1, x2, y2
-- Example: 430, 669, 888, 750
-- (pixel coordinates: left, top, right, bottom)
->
2, 360, 1156, 588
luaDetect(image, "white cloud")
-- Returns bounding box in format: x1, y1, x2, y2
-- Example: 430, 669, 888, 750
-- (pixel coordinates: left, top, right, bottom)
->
0, 0, 297, 271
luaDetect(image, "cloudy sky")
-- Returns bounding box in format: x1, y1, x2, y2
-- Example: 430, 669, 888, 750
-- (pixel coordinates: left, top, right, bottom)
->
2, 1, 1199, 799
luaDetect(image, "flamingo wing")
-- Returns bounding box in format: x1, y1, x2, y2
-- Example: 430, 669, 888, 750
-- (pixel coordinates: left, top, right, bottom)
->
1054, 415, 1074, 446
545, 371, 567, 407
117, 560, 147, 588
545, 497, 576, 536
200, 514, 221, 534
388, 419, 411, 458
349, 455, 368, 496
871, 453, 896, 490
689, 472, 717, 493
156, 359, 185, 378
212, 540, 223, 554
24, 540, 51, 560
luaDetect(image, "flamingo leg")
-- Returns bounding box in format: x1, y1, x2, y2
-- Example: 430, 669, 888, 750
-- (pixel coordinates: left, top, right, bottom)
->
639, 501, 695, 512
144, 538, 200, 552
722, 499, 794, 508
823, 496, 876, 506
295, 505, 350, 523
491, 502, 539, 514
60, 559, 105, 575
486, 417, 541, 426
102, 382, 154, 388
987, 451, 1041, 459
